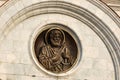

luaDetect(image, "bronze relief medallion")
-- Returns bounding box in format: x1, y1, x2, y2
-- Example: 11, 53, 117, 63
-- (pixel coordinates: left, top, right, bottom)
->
33, 23, 81, 75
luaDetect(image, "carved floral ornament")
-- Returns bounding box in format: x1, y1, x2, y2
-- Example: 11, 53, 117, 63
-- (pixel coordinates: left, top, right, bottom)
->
30, 23, 82, 76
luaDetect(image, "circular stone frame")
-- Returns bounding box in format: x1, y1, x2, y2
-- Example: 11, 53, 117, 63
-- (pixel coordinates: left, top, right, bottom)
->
0, 0, 119, 79
30, 23, 82, 76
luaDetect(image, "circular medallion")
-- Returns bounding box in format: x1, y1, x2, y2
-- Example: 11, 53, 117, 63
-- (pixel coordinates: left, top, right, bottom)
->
30, 23, 82, 76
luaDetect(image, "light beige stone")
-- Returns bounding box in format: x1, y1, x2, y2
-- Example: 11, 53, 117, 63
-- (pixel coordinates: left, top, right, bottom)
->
0, 0, 119, 80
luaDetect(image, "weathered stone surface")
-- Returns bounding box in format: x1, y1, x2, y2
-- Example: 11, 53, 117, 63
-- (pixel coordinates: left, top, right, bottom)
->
0, 0, 119, 80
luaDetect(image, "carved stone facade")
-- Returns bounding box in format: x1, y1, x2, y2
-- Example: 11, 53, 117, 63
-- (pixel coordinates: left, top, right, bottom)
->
34, 24, 79, 73
102, 0, 120, 4
0, 0, 119, 80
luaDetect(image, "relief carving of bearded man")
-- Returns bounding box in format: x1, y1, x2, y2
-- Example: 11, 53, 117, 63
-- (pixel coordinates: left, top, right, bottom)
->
38, 28, 75, 73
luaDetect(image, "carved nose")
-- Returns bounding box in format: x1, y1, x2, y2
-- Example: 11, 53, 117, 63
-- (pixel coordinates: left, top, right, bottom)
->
54, 37, 59, 41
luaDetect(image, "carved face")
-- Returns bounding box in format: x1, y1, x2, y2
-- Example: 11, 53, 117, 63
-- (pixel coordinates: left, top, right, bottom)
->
50, 29, 62, 47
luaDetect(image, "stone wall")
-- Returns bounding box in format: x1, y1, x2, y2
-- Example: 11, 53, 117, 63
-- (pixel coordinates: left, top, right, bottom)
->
0, 0, 119, 80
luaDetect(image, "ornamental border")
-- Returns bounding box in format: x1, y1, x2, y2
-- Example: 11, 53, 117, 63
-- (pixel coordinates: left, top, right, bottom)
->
0, 1, 119, 79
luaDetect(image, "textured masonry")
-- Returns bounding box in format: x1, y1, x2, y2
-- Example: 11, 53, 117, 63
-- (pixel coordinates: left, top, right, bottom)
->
0, 0, 120, 80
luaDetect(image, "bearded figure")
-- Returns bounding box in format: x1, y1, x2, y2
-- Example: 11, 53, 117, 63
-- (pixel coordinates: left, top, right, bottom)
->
39, 28, 74, 73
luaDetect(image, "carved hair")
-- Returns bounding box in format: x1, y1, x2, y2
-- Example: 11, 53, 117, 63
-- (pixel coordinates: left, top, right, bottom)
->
45, 28, 65, 45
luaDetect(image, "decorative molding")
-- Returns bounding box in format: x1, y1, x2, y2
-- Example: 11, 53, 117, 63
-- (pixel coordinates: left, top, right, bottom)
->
0, 0, 18, 15
88, 0, 120, 28
0, 0, 119, 79
101, 0, 120, 5
30, 23, 82, 76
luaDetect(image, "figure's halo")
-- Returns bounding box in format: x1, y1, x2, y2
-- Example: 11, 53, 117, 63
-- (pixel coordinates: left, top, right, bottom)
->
45, 28, 65, 45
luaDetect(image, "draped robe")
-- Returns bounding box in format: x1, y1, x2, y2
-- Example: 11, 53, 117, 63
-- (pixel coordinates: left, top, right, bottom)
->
39, 45, 74, 72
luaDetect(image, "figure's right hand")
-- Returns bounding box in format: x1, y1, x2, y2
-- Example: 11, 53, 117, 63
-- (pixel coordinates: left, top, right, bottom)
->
52, 54, 60, 62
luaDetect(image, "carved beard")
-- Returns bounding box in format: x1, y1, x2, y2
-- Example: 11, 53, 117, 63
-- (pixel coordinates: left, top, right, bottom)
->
50, 38, 61, 47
